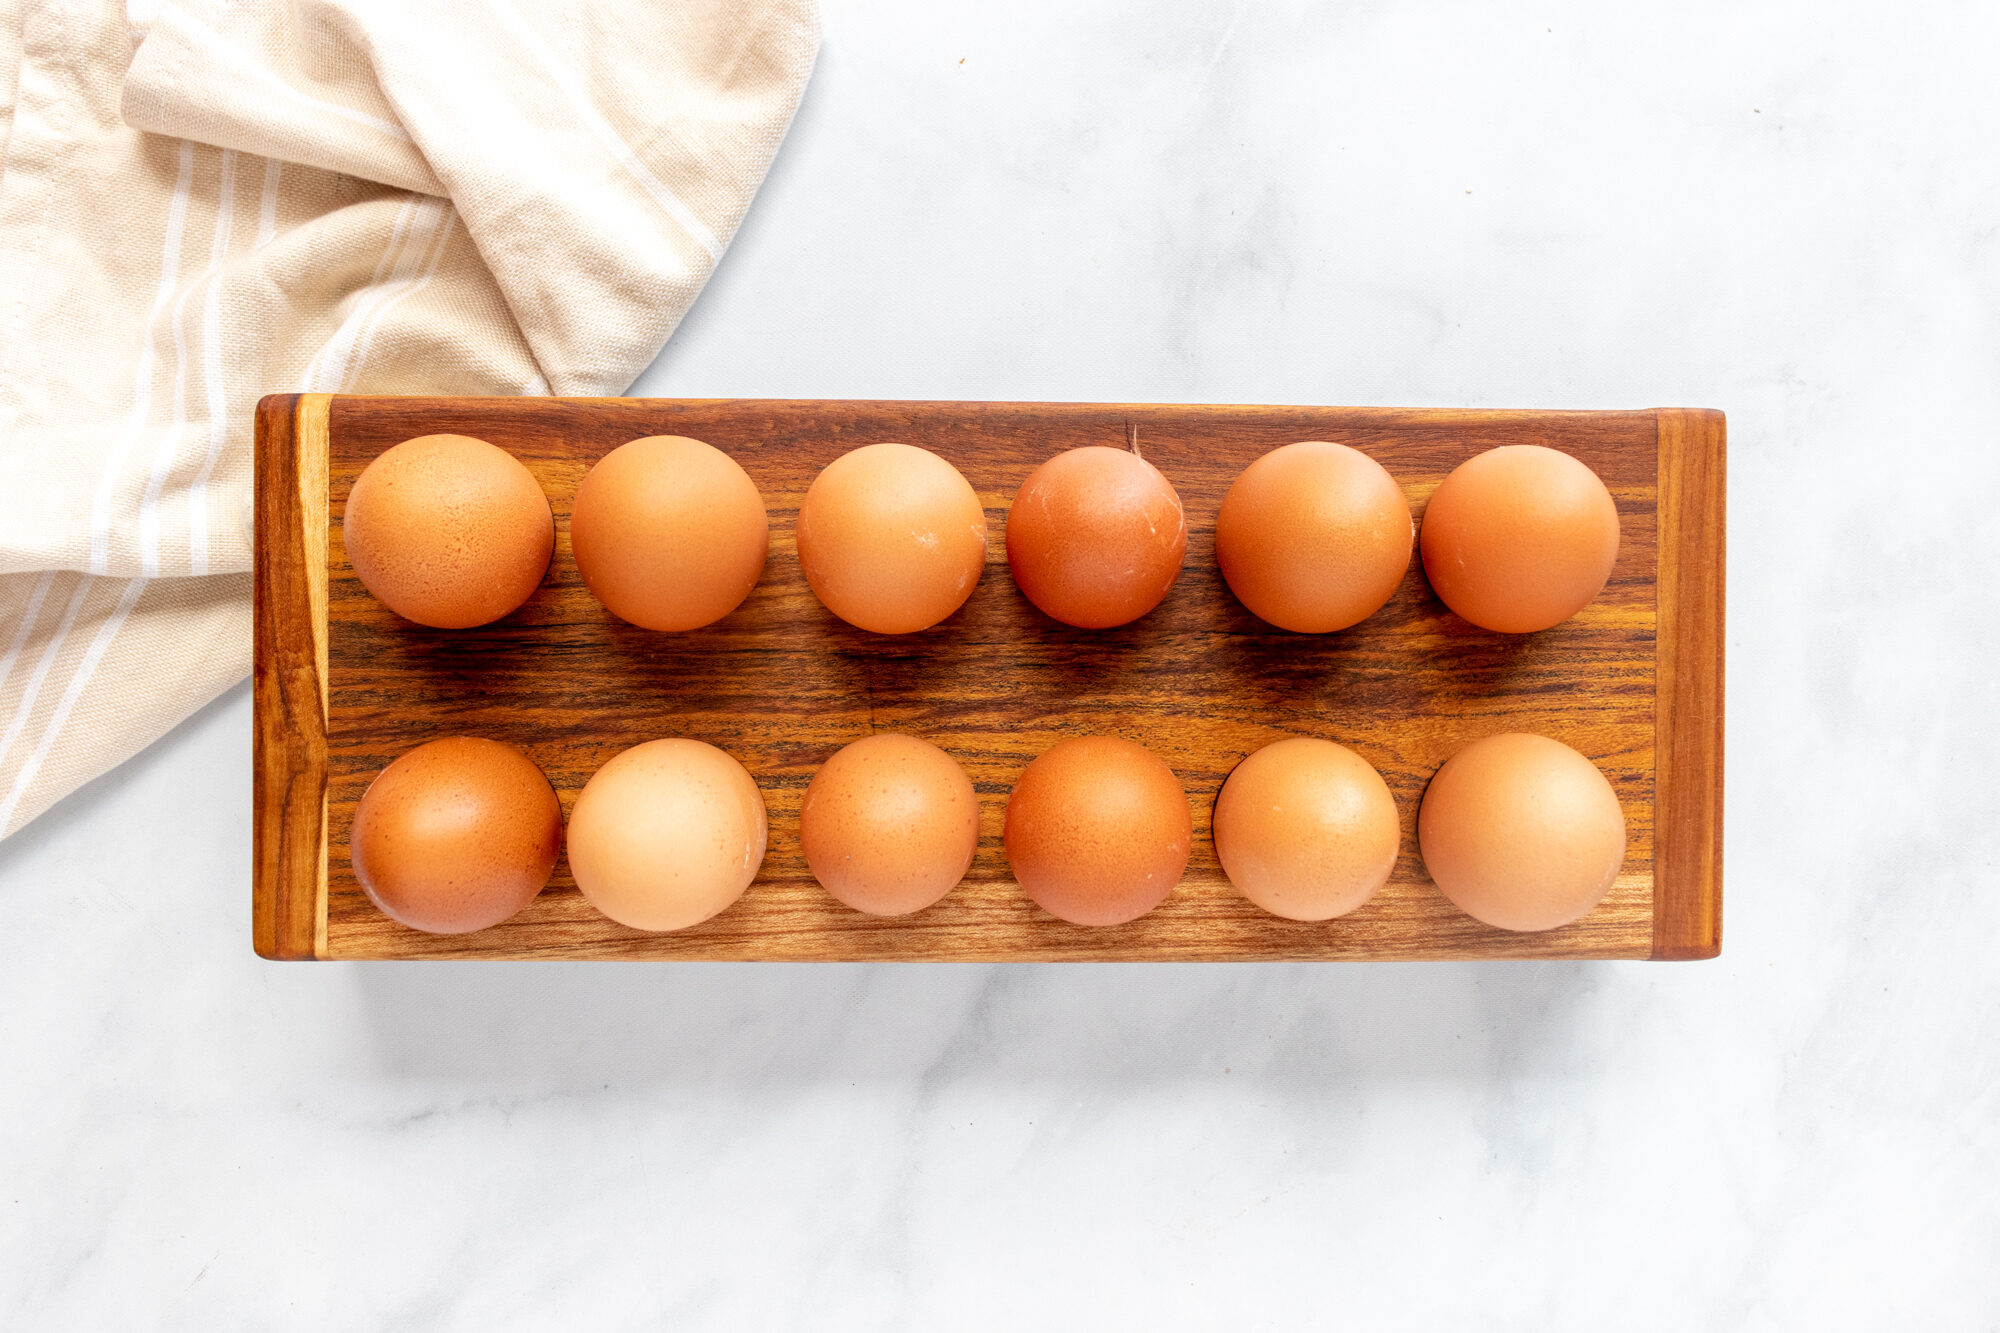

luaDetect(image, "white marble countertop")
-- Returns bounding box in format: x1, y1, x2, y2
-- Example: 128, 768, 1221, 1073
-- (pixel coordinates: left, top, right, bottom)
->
4, 1, 1996, 1326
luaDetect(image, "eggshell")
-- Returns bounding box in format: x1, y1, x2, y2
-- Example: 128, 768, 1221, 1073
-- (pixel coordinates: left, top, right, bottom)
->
569, 436, 768, 631
342, 434, 553, 628
1419, 445, 1619, 633
350, 737, 561, 934
794, 443, 987, 634
1417, 732, 1626, 932
1005, 446, 1187, 629
1003, 735, 1191, 926
1216, 441, 1413, 633
1213, 737, 1399, 921
800, 733, 979, 916
567, 739, 768, 932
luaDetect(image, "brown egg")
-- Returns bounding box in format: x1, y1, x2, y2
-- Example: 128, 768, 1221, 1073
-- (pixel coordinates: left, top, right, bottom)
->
1216, 441, 1413, 633
342, 434, 553, 628
1213, 737, 1400, 921
1003, 736, 1192, 926
1417, 732, 1626, 932
566, 739, 768, 932
1005, 447, 1187, 628
569, 436, 768, 631
795, 443, 987, 634
1419, 444, 1620, 633
350, 737, 561, 934
800, 733, 979, 916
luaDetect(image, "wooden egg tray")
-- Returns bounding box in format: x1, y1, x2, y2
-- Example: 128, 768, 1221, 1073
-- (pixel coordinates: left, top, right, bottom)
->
253, 395, 1724, 961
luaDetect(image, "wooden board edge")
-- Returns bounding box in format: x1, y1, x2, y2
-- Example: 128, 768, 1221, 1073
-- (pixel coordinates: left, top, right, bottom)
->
1652, 408, 1726, 959
315, 396, 1668, 427
252, 393, 332, 960
320, 947, 1653, 963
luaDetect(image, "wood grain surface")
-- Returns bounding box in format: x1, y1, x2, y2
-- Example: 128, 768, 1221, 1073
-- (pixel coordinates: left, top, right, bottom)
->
252, 395, 1726, 961
251, 393, 327, 960
1653, 409, 1727, 959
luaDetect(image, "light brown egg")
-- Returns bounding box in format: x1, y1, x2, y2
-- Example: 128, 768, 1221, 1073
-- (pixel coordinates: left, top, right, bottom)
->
567, 739, 767, 932
342, 434, 553, 628
350, 737, 561, 934
794, 443, 987, 634
1213, 737, 1400, 921
1005, 447, 1187, 629
569, 436, 768, 631
1216, 442, 1413, 633
1003, 736, 1191, 926
1417, 732, 1626, 932
800, 733, 979, 916
1419, 444, 1620, 633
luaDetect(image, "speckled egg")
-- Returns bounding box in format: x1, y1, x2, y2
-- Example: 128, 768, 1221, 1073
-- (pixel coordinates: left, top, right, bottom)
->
800, 733, 979, 916
1003, 735, 1191, 926
1213, 736, 1400, 921
342, 434, 553, 628
350, 737, 562, 934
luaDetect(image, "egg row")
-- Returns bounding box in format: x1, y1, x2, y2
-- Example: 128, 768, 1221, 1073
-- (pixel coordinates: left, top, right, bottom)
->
351, 729, 1627, 939
343, 434, 1622, 639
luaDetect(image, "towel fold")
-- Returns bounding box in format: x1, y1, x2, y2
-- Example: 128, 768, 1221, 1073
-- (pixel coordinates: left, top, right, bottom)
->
0, 0, 819, 838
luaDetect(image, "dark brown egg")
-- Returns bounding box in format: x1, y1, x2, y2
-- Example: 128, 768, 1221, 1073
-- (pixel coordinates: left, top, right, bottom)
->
1003, 736, 1191, 926
350, 737, 562, 934
1005, 447, 1186, 628
1216, 441, 1413, 633
569, 436, 769, 632
342, 434, 553, 628
800, 733, 979, 916
1417, 732, 1627, 932
1419, 445, 1620, 633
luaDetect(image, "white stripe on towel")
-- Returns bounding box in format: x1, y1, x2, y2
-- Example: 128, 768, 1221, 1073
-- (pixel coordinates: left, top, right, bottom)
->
141, 147, 235, 577
342, 209, 456, 390
0, 575, 94, 772
186, 148, 241, 575
298, 194, 424, 392
0, 577, 149, 831
0, 571, 59, 699
255, 156, 282, 250
88, 140, 194, 575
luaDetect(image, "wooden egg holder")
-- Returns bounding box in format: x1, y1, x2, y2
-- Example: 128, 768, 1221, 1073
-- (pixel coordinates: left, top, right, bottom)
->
253, 395, 1724, 961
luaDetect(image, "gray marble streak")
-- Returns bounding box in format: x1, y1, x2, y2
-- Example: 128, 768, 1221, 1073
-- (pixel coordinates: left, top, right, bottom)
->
4, 0, 1998, 1326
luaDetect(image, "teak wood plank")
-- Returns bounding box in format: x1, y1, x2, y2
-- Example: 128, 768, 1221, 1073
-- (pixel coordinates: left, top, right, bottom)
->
1652, 409, 1726, 959
252, 395, 1725, 961
252, 393, 329, 960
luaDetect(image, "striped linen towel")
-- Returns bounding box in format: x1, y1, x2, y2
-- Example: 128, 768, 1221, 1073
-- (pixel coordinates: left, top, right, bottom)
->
0, 0, 820, 838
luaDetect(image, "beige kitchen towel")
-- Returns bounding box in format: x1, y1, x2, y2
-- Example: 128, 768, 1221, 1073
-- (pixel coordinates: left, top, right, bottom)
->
0, 0, 820, 838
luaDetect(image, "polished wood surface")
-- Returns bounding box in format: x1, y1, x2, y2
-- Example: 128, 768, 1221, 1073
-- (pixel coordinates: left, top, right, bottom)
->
1652, 409, 1727, 959
251, 393, 328, 959
252, 395, 1725, 960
